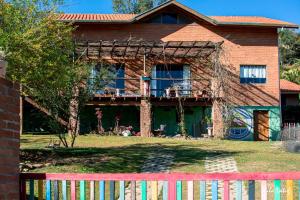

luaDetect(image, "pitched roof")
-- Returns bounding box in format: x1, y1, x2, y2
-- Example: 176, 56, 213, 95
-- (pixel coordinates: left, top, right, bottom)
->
59, 14, 135, 22
133, 0, 217, 25
280, 79, 300, 92
58, 1, 298, 28
210, 16, 297, 27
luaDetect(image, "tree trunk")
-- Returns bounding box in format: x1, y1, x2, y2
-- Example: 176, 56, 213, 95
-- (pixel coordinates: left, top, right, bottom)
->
68, 85, 80, 136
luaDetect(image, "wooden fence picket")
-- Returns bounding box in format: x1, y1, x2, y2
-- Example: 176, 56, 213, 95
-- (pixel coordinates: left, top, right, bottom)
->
19, 172, 300, 200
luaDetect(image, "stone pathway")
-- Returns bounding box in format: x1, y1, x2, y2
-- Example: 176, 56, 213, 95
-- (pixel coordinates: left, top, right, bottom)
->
121, 152, 174, 200
270, 141, 283, 150
205, 154, 248, 200
205, 155, 238, 173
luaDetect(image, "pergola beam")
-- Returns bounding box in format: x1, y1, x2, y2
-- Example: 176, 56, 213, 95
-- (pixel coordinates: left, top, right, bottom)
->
171, 41, 183, 57
135, 41, 142, 58
122, 40, 130, 57
111, 40, 116, 58
75, 40, 223, 59
98, 40, 102, 58
182, 41, 197, 58
158, 41, 169, 58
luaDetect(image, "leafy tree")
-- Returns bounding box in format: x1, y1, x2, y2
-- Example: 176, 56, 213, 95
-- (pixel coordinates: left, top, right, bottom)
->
0, 0, 71, 96
279, 29, 300, 84
281, 64, 300, 84
113, 0, 167, 14
0, 0, 110, 147
279, 29, 300, 67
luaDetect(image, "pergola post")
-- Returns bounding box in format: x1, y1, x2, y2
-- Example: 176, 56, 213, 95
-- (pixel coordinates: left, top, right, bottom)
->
212, 99, 224, 138
140, 99, 152, 137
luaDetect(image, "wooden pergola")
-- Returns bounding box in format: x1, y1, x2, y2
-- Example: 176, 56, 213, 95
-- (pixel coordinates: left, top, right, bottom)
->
75, 40, 223, 59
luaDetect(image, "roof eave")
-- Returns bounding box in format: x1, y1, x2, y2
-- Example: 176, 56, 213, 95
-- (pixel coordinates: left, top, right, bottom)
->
60, 19, 133, 23
59, 19, 299, 29
281, 90, 300, 94
133, 1, 218, 25
217, 22, 299, 28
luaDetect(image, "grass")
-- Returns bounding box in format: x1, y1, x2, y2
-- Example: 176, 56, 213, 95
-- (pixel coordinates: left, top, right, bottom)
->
21, 134, 300, 199
21, 134, 300, 173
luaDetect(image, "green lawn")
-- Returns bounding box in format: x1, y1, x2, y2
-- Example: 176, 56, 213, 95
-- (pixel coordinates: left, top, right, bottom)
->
21, 134, 300, 173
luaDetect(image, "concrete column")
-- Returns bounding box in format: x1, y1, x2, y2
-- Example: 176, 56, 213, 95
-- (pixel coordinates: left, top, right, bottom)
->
140, 99, 152, 137
212, 100, 224, 138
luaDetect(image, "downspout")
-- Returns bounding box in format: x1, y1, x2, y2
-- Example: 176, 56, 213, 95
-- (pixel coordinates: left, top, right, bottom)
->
143, 53, 146, 75
278, 27, 283, 140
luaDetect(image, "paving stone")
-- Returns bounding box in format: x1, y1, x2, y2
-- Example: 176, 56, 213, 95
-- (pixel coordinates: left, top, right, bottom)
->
204, 154, 248, 200
120, 152, 174, 200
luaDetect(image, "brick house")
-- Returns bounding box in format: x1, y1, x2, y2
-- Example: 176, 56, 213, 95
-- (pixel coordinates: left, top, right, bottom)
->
56, 1, 298, 141
280, 79, 300, 124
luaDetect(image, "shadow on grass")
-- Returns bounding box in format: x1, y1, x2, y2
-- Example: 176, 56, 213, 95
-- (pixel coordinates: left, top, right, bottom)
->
21, 141, 247, 173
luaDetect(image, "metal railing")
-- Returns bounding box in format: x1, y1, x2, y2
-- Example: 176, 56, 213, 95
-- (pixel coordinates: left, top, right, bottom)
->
281, 123, 300, 153
88, 76, 212, 99
281, 123, 300, 141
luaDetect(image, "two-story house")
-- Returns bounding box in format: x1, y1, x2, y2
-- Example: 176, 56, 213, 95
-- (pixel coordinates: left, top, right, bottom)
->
58, 0, 298, 141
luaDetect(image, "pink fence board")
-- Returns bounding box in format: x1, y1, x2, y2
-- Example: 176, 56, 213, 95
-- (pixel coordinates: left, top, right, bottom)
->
20, 172, 300, 181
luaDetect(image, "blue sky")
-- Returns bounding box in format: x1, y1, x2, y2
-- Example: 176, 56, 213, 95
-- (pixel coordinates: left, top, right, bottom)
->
59, 0, 300, 26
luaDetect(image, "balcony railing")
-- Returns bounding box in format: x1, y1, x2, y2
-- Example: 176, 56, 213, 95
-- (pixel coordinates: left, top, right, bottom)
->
89, 77, 211, 99
20, 172, 300, 200
89, 77, 141, 97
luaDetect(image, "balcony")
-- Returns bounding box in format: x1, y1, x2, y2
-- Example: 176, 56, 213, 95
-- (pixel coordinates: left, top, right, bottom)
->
90, 77, 211, 101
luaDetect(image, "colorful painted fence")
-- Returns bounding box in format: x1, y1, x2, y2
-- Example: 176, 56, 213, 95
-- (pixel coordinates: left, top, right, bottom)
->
20, 172, 300, 200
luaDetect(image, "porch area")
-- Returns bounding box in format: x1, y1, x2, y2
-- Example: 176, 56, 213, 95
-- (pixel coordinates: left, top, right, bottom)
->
77, 39, 225, 137
79, 104, 212, 138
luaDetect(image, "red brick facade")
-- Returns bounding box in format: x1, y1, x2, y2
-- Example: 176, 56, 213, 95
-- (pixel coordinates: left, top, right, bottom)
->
74, 22, 280, 106
0, 78, 20, 200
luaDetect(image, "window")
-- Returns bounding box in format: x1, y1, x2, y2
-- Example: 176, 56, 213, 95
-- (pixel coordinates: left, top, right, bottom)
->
240, 65, 266, 84
146, 13, 191, 24
178, 15, 192, 24
111, 64, 125, 90
149, 15, 162, 23
151, 64, 191, 97
162, 13, 177, 24
91, 63, 125, 94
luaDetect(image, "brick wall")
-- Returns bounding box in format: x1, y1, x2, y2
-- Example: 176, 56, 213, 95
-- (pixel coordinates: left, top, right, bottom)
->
140, 100, 151, 137
74, 21, 280, 106
0, 78, 20, 200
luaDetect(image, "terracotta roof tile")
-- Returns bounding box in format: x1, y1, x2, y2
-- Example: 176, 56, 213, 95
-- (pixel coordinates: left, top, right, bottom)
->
281, 79, 300, 92
59, 14, 136, 22
58, 13, 297, 27
210, 16, 296, 27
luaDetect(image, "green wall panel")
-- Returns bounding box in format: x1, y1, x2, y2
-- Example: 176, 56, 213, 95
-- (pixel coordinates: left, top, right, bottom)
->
229, 106, 281, 141
152, 107, 178, 136
152, 106, 211, 136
